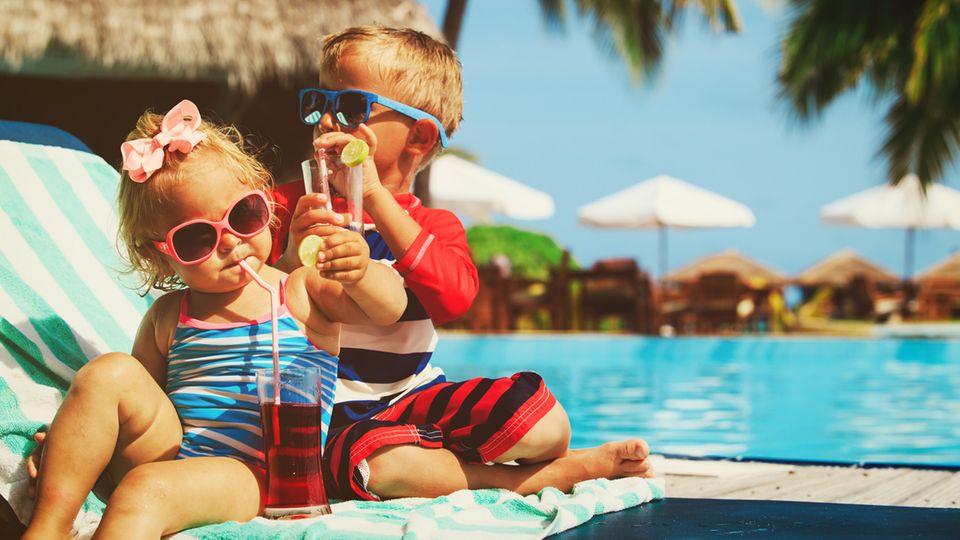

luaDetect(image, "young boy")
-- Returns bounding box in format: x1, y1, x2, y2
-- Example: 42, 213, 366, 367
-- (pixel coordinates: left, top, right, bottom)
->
272, 26, 654, 502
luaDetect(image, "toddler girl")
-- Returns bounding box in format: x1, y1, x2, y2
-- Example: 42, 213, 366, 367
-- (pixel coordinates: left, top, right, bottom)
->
23, 100, 407, 540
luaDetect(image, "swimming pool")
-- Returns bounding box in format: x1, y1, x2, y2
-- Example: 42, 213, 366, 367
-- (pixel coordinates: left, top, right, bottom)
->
434, 335, 960, 467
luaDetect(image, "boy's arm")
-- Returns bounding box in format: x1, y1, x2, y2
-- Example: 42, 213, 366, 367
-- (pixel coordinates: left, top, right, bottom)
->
366, 188, 478, 324
295, 228, 408, 326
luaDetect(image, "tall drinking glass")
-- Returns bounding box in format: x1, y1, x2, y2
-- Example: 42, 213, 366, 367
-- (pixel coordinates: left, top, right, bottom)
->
256, 366, 331, 518
301, 150, 345, 212
300, 152, 363, 233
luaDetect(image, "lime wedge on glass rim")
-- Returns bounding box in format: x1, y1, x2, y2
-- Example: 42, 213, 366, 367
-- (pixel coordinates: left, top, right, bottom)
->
298, 234, 325, 267
341, 139, 370, 167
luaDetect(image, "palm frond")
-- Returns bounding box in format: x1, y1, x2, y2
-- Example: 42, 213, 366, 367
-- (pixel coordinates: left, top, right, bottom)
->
906, 0, 960, 104
537, 0, 740, 83
778, 0, 918, 121
881, 85, 960, 187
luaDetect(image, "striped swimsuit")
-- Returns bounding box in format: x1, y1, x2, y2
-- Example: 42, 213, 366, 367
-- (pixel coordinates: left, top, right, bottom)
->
332, 229, 446, 426
166, 282, 338, 469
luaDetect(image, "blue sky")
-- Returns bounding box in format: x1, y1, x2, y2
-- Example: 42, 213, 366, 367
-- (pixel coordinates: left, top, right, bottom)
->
419, 0, 960, 278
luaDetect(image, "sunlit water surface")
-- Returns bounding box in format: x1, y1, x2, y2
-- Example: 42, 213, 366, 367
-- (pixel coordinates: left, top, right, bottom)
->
434, 336, 960, 466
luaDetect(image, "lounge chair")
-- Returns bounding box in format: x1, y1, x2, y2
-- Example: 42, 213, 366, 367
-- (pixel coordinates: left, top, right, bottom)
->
693, 271, 743, 333
577, 258, 656, 333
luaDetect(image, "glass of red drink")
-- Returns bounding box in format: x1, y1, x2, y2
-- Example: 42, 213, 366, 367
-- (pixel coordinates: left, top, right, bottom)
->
256, 366, 331, 518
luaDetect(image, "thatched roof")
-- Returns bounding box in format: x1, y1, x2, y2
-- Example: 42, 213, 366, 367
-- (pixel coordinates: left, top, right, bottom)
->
0, 0, 439, 93
665, 249, 787, 286
916, 252, 960, 282
794, 249, 900, 287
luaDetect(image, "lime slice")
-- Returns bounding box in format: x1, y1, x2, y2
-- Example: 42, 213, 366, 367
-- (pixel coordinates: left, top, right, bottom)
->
298, 234, 325, 267
341, 139, 370, 167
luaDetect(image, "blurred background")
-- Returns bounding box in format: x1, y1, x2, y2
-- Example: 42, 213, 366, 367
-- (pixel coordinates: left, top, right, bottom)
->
3, 0, 960, 335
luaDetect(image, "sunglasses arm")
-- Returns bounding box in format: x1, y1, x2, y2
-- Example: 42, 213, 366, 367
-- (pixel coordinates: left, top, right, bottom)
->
152, 240, 172, 255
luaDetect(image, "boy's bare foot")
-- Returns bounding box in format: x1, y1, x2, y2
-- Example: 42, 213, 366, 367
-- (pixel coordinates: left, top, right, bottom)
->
565, 439, 655, 480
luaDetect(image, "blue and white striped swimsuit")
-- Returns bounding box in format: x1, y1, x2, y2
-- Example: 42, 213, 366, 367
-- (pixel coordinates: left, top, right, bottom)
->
166, 280, 338, 469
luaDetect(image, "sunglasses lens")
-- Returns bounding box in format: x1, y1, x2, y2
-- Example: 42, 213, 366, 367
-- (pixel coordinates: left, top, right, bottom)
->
335, 92, 369, 127
229, 193, 270, 235
301, 91, 327, 125
171, 223, 217, 263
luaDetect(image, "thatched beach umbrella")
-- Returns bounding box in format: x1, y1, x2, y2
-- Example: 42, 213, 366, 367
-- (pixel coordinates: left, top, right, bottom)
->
665, 250, 787, 287
795, 249, 900, 288
0, 0, 438, 177
916, 252, 960, 284
0, 0, 438, 93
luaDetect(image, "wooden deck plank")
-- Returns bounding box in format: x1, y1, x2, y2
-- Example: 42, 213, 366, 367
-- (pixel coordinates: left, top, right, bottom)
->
917, 473, 960, 507
662, 458, 960, 509
844, 469, 953, 507
788, 467, 913, 504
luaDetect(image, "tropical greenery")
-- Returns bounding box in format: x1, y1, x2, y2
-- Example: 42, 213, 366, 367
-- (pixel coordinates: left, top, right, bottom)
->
416, 0, 742, 202
536, 0, 742, 83
779, 0, 960, 188
466, 225, 577, 280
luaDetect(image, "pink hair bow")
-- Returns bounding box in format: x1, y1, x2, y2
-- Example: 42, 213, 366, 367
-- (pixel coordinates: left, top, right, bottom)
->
121, 100, 208, 183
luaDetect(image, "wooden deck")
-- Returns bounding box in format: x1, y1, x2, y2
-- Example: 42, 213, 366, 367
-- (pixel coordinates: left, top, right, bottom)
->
656, 455, 960, 509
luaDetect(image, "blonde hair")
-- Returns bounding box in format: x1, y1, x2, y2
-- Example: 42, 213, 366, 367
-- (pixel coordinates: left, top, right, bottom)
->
117, 107, 274, 292
320, 26, 463, 141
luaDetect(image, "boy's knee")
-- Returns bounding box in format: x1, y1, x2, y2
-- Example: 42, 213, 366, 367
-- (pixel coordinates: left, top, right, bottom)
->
72, 353, 145, 391
499, 404, 571, 463
365, 445, 427, 498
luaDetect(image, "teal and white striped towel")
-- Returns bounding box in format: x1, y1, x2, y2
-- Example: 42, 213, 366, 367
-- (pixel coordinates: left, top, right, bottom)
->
161, 477, 664, 540
0, 139, 142, 531
0, 139, 664, 538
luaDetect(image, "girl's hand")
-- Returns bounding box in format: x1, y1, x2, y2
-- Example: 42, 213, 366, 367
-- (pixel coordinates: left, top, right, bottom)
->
26, 429, 46, 498
307, 226, 370, 284
313, 125, 387, 200
283, 193, 347, 267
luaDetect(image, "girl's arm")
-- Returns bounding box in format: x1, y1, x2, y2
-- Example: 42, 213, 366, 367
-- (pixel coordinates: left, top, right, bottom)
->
130, 291, 180, 387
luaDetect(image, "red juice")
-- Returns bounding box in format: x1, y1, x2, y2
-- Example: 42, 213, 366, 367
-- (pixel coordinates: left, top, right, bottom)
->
260, 401, 330, 515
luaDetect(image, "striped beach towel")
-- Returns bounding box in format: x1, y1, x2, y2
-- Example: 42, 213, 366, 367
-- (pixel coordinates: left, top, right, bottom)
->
0, 137, 664, 538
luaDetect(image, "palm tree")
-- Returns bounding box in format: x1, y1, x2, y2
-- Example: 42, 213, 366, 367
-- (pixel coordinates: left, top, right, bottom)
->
779, 0, 960, 188
536, 0, 742, 83
415, 0, 742, 203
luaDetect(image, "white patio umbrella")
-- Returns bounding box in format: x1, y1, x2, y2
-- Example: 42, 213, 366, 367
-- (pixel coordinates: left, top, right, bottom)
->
577, 174, 756, 278
820, 173, 960, 278
428, 154, 555, 222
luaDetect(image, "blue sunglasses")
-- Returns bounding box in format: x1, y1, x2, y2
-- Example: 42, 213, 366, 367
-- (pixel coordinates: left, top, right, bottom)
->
298, 88, 449, 148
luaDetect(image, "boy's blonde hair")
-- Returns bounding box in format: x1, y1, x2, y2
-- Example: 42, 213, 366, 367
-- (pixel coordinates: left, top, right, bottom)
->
320, 26, 463, 140
117, 108, 273, 292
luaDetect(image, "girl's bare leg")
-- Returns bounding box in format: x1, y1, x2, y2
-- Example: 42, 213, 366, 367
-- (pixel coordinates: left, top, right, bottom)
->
23, 353, 181, 540
93, 457, 264, 540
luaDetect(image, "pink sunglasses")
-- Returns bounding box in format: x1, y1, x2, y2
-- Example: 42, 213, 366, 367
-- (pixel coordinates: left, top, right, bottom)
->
153, 190, 272, 265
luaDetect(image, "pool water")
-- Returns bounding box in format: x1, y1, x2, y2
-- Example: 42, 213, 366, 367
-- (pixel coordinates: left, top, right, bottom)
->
434, 335, 960, 467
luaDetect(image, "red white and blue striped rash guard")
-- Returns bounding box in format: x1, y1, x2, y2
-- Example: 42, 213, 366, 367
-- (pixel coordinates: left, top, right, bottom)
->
270, 187, 479, 428
166, 283, 339, 469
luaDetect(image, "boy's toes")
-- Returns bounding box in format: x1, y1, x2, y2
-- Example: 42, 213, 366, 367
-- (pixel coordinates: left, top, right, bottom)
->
622, 457, 655, 476
615, 439, 650, 461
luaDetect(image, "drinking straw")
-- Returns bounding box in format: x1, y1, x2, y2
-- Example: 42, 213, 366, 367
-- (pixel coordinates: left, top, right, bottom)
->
301, 150, 334, 212
301, 159, 313, 196
317, 149, 333, 211
238, 260, 280, 406
347, 164, 363, 233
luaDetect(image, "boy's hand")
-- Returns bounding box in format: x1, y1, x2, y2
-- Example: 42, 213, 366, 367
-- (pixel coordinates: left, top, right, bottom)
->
283, 193, 347, 268
313, 125, 388, 200
305, 225, 371, 284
